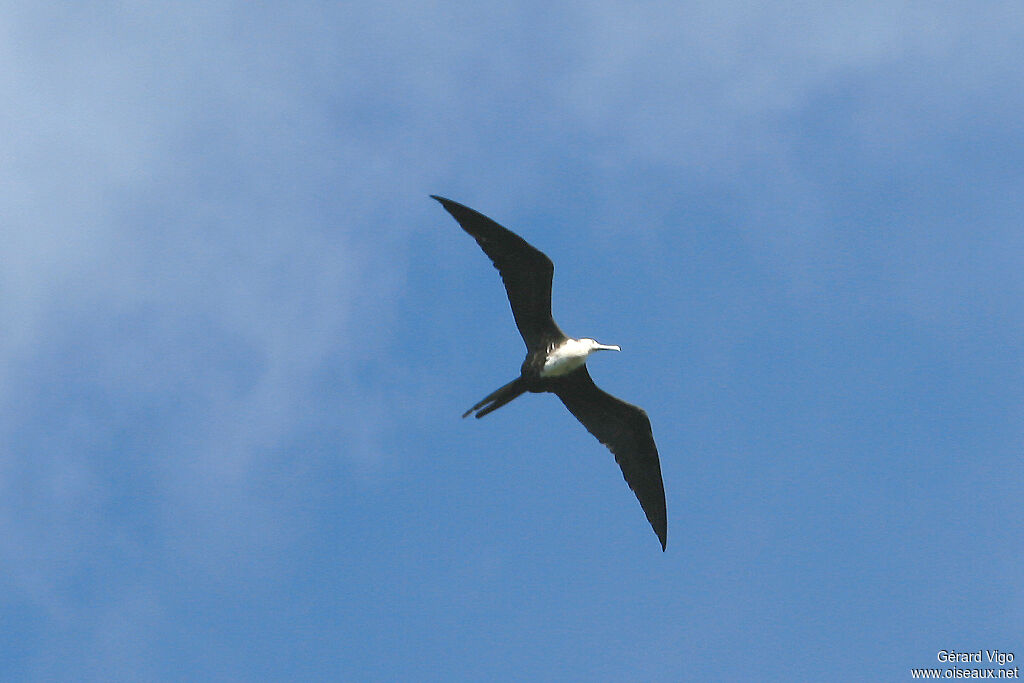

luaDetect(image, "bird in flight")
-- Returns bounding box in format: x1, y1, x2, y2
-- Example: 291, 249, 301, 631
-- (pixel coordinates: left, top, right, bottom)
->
432, 195, 667, 550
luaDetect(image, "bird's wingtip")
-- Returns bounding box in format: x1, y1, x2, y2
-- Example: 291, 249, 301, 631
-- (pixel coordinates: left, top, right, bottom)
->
430, 195, 458, 213
655, 524, 667, 551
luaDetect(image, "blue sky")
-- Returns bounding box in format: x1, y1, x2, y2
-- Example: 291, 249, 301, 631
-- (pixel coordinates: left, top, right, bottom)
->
2, 2, 1022, 681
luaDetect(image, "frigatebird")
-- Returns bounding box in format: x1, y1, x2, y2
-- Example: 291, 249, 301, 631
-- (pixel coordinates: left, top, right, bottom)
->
432, 195, 667, 550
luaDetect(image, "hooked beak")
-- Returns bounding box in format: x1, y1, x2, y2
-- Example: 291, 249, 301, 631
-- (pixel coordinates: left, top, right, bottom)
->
595, 343, 621, 352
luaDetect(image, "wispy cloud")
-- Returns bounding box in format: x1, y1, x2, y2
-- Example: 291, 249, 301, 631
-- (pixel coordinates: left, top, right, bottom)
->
1, 2, 1021, 678
0, 6, 413, 673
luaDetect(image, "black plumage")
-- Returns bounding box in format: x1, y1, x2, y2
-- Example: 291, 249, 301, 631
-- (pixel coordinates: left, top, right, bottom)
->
432, 195, 668, 551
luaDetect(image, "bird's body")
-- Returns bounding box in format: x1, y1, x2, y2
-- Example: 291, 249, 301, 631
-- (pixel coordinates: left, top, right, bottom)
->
432, 195, 667, 550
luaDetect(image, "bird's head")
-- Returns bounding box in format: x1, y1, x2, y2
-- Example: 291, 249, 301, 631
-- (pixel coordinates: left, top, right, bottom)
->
580, 338, 621, 353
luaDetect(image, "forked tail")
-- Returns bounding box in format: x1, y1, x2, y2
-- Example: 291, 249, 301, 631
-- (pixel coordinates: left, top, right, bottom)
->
463, 377, 527, 418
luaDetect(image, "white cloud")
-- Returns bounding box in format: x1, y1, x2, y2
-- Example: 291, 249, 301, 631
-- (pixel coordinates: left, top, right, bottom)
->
1, 1, 1021, 675
0, 6, 411, 666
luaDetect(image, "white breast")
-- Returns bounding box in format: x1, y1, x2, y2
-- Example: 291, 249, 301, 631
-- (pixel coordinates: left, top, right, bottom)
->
541, 339, 590, 377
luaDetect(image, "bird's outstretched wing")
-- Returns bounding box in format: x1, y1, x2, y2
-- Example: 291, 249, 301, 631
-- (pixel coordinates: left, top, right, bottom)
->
552, 367, 667, 550
432, 196, 564, 350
